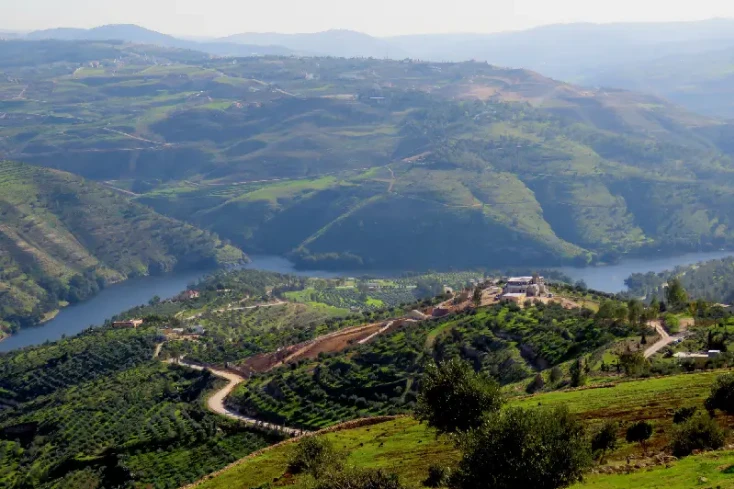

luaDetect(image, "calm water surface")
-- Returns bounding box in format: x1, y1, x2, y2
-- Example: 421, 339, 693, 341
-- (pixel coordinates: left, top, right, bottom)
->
3, 251, 733, 352
0, 268, 211, 353
555, 250, 734, 294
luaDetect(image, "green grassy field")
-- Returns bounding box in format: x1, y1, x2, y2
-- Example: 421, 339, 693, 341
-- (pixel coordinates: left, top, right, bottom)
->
196, 417, 457, 489
573, 451, 734, 488
198, 370, 734, 489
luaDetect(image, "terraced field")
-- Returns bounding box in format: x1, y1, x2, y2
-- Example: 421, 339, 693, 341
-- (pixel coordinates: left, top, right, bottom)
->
0, 358, 280, 489
227, 301, 641, 431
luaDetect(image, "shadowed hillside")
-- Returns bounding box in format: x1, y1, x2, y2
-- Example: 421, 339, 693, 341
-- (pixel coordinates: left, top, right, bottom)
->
0, 160, 244, 334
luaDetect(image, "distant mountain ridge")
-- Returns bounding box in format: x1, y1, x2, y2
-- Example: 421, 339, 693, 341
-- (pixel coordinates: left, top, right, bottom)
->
16, 19, 734, 116
222, 29, 409, 58
25, 24, 295, 57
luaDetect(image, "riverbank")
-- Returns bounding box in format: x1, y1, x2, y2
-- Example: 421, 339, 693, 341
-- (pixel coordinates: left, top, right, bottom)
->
0, 267, 216, 353
4, 250, 734, 353
247, 251, 734, 294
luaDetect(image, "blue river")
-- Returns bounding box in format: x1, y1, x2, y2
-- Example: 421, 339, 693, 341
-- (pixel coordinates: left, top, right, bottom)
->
2, 251, 732, 352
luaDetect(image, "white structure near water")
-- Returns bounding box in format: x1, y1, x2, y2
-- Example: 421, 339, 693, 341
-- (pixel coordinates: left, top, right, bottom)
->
503, 276, 547, 297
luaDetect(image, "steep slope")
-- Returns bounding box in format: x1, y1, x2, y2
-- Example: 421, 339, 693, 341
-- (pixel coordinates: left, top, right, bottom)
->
0, 160, 244, 333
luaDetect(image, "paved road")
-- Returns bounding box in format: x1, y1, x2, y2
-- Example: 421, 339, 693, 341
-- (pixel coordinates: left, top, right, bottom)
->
166, 358, 306, 436
644, 320, 689, 359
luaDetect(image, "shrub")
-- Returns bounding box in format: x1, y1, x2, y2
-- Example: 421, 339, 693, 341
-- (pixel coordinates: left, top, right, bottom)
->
673, 406, 698, 424
569, 358, 586, 387
618, 351, 648, 377
549, 366, 563, 383
626, 421, 653, 453
591, 421, 618, 463
526, 374, 545, 394
424, 464, 451, 488
669, 413, 725, 457
706, 373, 734, 414
450, 406, 591, 489
287, 436, 344, 478
313, 468, 405, 489
664, 314, 680, 334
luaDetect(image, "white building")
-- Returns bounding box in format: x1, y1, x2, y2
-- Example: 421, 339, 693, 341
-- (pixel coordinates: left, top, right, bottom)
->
503, 276, 546, 297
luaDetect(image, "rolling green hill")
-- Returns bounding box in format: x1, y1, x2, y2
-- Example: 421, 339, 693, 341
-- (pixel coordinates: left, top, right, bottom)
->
0, 160, 244, 335
4, 40, 734, 271
625, 256, 734, 304
194, 370, 734, 489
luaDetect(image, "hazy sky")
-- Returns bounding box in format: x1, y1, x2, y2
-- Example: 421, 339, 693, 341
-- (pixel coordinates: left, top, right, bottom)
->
4, 0, 734, 37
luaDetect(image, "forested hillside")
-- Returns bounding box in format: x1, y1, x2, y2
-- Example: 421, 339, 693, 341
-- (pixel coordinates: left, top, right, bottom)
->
626, 256, 734, 304
0, 160, 244, 335
4, 40, 734, 271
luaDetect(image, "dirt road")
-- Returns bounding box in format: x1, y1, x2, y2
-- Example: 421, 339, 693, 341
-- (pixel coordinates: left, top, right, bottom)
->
153, 342, 163, 359
167, 358, 306, 436
357, 321, 394, 345
644, 319, 690, 359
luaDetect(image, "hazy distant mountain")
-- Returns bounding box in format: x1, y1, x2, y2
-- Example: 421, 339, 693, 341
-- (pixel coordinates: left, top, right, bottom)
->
0, 31, 25, 40
17, 19, 734, 116
25, 24, 295, 57
223, 29, 408, 58
386, 19, 734, 80
581, 47, 734, 119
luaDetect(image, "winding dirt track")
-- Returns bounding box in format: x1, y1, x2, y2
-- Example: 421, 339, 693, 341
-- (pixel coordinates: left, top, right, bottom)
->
644, 319, 690, 359
166, 358, 307, 436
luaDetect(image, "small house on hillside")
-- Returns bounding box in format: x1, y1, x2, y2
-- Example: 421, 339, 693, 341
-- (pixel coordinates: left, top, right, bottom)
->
178, 290, 200, 301
112, 319, 143, 329
500, 293, 526, 304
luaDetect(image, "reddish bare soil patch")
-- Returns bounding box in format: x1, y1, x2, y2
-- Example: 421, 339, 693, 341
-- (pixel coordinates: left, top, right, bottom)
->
233, 322, 392, 375
285, 323, 385, 363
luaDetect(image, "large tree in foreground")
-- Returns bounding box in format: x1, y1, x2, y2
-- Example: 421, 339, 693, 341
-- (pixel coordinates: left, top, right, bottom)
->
416, 359, 503, 434
706, 373, 734, 414
450, 406, 592, 489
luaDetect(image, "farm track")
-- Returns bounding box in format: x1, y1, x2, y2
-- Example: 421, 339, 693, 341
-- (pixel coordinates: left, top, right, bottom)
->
644, 319, 691, 359
166, 358, 306, 436
165, 304, 416, 434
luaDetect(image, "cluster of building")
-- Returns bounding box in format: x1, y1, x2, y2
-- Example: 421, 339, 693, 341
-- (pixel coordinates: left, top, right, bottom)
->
500, 276, 548, 304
